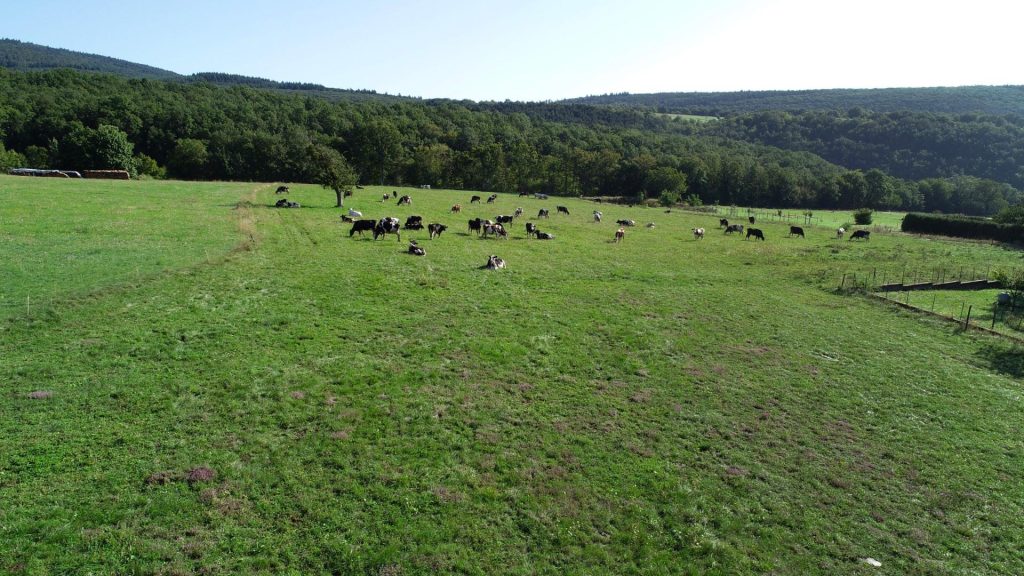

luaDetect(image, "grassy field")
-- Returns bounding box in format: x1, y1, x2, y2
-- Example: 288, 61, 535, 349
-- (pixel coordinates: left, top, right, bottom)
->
877, 288, 1024, 339
2, 179, 1023, 575
704, 206, 907, 232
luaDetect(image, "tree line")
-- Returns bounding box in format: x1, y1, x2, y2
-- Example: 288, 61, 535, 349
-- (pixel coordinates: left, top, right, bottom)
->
0, 68, 1019, 214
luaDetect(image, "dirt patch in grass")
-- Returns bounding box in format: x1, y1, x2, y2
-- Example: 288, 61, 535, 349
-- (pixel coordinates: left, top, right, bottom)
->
432, 485, 465, 503
27, 390, 54, 399
725, 466, 749, 477
186, 467, 217, 484
330, 430, 351, 440
145, 471, 181, 485
290, 391, 306, 399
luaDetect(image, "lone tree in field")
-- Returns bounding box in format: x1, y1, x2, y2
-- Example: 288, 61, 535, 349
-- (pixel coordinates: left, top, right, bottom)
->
308, 144, 358, 207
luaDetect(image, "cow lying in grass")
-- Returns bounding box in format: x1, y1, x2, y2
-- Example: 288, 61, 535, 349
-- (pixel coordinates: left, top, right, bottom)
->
485, 255, 505, 270
407, 241, 425, 256
616, 219, 636, 227
534, 230, 555, 240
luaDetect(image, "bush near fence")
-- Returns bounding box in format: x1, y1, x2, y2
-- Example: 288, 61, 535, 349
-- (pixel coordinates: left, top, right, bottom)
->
902, 212, 1024, 242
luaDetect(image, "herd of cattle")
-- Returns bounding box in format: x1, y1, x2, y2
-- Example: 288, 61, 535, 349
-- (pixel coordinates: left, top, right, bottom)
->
322, 189, 873, 268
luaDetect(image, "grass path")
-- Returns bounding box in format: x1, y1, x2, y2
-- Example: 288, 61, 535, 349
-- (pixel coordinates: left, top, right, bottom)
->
1, 182, 1023, 574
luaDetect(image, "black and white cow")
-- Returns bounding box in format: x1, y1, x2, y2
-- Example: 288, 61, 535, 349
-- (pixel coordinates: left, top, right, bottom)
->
719, 218, 729, 228
374, 217, 401, 241
407, 241, 425, 256
538, 208, 550, 218
724, 224, 744, 235
428, 223, 447, 239
616, 219, 636, 227
275, 185, 290, 194
525, 222, 537, 236
487, 194, 498, 203
495, 215, 514, 224
397, 195, 412, 206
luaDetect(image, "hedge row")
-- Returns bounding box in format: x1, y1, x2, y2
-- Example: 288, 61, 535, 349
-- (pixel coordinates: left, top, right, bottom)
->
902, 212, 1024, 242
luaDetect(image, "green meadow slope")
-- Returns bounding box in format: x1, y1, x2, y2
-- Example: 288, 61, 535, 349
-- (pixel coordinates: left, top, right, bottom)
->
1, 178, 1022, 575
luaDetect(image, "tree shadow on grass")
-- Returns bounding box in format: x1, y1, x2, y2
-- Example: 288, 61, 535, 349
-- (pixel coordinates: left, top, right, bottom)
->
977, 343, 1024, 379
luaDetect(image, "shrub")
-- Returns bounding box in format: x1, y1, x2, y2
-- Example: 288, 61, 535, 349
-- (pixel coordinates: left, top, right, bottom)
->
659, 189, 681, 207
853, 208, 874, 225
993, 205, 1024, 226
901, 212, 1024, 242
683, 193, 703, 207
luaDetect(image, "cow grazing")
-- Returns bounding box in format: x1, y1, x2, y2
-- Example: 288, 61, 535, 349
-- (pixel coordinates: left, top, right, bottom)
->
392, 191, 398, 198
557, 206, 570, 215
788, 226, 805, 238
692, 227, 705, 239
719, 218, 729, 228
616, 219, 636, 227
850, 230, 870, 241
404, 215, 424, 230
275, 185, 290, 194
348, 208, 363, 218
340, 215, 354, 223
374, 217, 401, 241
593, 210, 603, 223
513, 207, 523, 218
538, 208, 550, 218
535, 230, 555, 240
525, 222, 537, 236
836, 227, 846, 239
495, 215, 514, 224
483, 222, 508, 239
428, 223, 447, 239
725, 224, 744, 235
486, 194, 498, 203
471, 195, 482, 204
468, 218, 484, 234
614, 228, 626, 243
485, 255, 506, 270
518, 191, 530, 197
451, 204, 461, 213
349, 219, 377, 237
746, 228, 765, 241
407, 241, 425, 256
748, 216, 756, 224
397, 195, 411, 206
381, 194, 390, 202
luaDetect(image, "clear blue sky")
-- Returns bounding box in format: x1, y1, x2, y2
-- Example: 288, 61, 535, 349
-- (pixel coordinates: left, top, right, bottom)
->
4, 0, 1022, 101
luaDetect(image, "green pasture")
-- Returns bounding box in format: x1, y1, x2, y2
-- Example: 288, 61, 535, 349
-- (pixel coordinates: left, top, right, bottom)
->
2, 180, 1023, 575
877, 288, 1024, 339
704, 206, 907, 232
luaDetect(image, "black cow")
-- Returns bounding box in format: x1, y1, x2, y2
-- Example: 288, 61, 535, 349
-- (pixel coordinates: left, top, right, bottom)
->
495, 215, 514, 224
374, 217, 401, 241
404, 215, 424, 230
557, 206, 570, 215
535, 230, 555, 240
397, 195, 411, 206
850, 230, 871, 241
518, 191, 530, 197
428, 223, 447, 239
487, 194, 498, 203
538, 208, 549, 218
746, 228, 765, 241
616, 219, 636, 227
748, 216, 756, 224
275, 185, 289, 194
789, 226, 805, 238
525, 222, 537, 236
719, 218, 729, 228
468, 218, 483, 234
470, 195, 482, 204
725, 224, 744, 235
349, 219, 377, 237
407, 241, 425, 256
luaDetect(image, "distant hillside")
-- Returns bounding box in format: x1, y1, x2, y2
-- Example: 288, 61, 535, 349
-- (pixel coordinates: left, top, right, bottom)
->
565, 86, 1024, 116
0, 38, 181, 80
0, 39, 415, 104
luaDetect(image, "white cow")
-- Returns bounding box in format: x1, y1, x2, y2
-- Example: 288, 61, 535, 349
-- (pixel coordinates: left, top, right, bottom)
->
348, 208, 363, 218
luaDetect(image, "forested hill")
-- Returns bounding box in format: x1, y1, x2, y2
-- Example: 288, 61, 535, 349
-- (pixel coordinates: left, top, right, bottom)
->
564, 86, 1024, 116
0, 38, 181, 80
0, 39, 414, 104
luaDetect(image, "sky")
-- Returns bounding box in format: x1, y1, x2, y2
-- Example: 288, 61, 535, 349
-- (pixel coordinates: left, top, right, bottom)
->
4, 0, 1023, 101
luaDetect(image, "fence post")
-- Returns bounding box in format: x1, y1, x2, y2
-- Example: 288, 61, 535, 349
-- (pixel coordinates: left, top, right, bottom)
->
965, 305, 973, 329
992, 303, 997, 329
840, 274, 846, 290
931, 293, 937, 312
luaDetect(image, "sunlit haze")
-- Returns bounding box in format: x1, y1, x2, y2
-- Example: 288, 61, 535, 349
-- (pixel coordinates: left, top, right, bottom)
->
5, 0, 1022, 101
